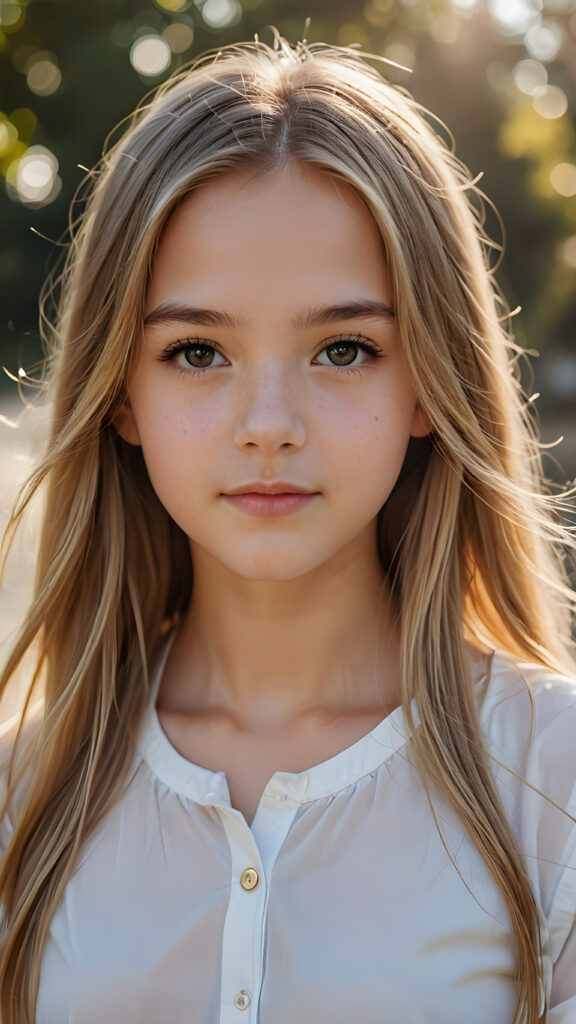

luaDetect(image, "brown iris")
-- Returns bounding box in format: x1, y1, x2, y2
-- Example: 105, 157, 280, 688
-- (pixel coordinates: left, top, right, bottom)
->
184, 344, 215, 368
326, 343, 357, 366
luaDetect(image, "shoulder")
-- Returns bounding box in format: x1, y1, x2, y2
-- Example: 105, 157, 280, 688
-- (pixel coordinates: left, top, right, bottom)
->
478, 651, 576, 801
476, 652, 576, 957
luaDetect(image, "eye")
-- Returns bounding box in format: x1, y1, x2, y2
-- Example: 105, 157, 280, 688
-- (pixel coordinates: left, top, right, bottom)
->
162, 340, 227, 372
180, 342, 226, 370
159, 333, 384, 375
314, 336, 383, 368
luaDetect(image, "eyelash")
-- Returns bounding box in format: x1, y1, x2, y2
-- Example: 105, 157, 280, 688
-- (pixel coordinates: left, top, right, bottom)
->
159, 334, 385, 378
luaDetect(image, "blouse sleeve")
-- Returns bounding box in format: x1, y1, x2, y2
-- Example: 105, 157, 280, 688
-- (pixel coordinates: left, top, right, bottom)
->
481, 657, 576, 1021
549, 927, 576, 1022
548, 819, 576, 1021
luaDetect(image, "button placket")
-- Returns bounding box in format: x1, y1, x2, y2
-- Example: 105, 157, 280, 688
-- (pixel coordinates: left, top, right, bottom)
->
215, 809, 265, 1023
250, 790, 300, 878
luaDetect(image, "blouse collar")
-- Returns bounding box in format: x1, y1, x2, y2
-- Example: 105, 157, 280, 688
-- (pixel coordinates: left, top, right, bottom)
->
137, 628, 415, 808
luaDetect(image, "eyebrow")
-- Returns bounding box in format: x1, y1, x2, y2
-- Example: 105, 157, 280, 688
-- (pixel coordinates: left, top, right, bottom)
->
143, 298, 395, 331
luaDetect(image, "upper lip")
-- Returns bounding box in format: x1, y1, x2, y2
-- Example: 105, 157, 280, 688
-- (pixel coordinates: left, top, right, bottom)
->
225, 482, 317, 495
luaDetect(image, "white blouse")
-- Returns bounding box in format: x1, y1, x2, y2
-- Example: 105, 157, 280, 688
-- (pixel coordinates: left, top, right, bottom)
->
1, 643, 576, 1023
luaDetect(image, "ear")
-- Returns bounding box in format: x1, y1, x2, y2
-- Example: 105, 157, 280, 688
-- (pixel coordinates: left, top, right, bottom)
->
410, 402, 432, 439
113, 400, 142, 446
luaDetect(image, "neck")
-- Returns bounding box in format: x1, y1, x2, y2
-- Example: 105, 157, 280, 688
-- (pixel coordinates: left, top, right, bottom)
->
158, 530, 402, 730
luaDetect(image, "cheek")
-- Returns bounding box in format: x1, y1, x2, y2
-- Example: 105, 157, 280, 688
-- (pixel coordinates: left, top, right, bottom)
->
132, 390, 225, 513
319, 389, 415, 482
135, 383, 222, 456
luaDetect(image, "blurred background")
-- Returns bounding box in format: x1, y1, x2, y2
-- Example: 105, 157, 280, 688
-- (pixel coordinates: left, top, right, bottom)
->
0, 0, 575, 701
1, 0, 575, 458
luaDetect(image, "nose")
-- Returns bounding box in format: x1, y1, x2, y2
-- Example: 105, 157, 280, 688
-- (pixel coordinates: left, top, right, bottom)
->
232, 362, 307, 453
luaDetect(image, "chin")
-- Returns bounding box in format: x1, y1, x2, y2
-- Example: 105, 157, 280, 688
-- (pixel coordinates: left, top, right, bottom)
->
233, 564, 317, 583
220, 550, 327, 582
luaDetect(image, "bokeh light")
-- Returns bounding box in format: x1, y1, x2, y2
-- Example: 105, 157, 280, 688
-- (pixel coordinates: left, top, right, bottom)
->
11, 46, 38, 73
10, 107, 37, 141
383, 40, 415, 70
26, 54, 62, 97
533, 84, 568, 119
0, 4, 25, 31
488, 0, 541, 35
0, 5, 21, 27
451, 0, 482, 12
130, 35, 171, 76
486, 60, 509, 91
548, 0, 576, 10
524, 20, 564, 61
154, 0, 190, 10
513, 58, 547, 96
364, 1, 392, 29
162, 22, 194, 53
550, 162, 576, 197
201, 0, 242, 30
133, 24, 160, 40
6, 145, 61, 207
0, 138, 25, 171
429, 14, 461, 44
0, 119, 18, 158
561, 235, 576, 269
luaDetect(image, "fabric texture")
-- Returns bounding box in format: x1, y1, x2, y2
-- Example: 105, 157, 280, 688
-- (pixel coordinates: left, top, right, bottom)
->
1, 642, 576, 1023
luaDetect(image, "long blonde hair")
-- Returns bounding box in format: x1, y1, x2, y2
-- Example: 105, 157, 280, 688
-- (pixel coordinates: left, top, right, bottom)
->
1, 32, 574, 1023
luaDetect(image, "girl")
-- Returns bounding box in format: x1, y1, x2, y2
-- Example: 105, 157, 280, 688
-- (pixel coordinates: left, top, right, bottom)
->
0, 30, 575, 1024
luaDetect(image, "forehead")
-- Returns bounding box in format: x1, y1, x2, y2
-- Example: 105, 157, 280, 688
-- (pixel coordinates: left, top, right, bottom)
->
146, 163, 391, 315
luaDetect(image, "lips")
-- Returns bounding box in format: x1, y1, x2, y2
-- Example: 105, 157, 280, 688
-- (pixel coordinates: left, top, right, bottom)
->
224, 482, 316, 495
222, 491, 318, 517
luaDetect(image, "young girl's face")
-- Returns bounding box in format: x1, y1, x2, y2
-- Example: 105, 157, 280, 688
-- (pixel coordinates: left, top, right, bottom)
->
117, 163, 429, 581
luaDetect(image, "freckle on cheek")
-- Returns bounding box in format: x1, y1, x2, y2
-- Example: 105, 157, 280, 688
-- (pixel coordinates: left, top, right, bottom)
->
374, 416, 379, 422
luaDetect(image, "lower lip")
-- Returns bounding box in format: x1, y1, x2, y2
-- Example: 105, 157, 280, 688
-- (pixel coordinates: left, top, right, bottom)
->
222, 493, 318, 517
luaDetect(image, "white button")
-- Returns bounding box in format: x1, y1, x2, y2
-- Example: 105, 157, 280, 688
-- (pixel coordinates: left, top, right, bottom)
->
234, 989, 251, 1010
276, 792, 288, 801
